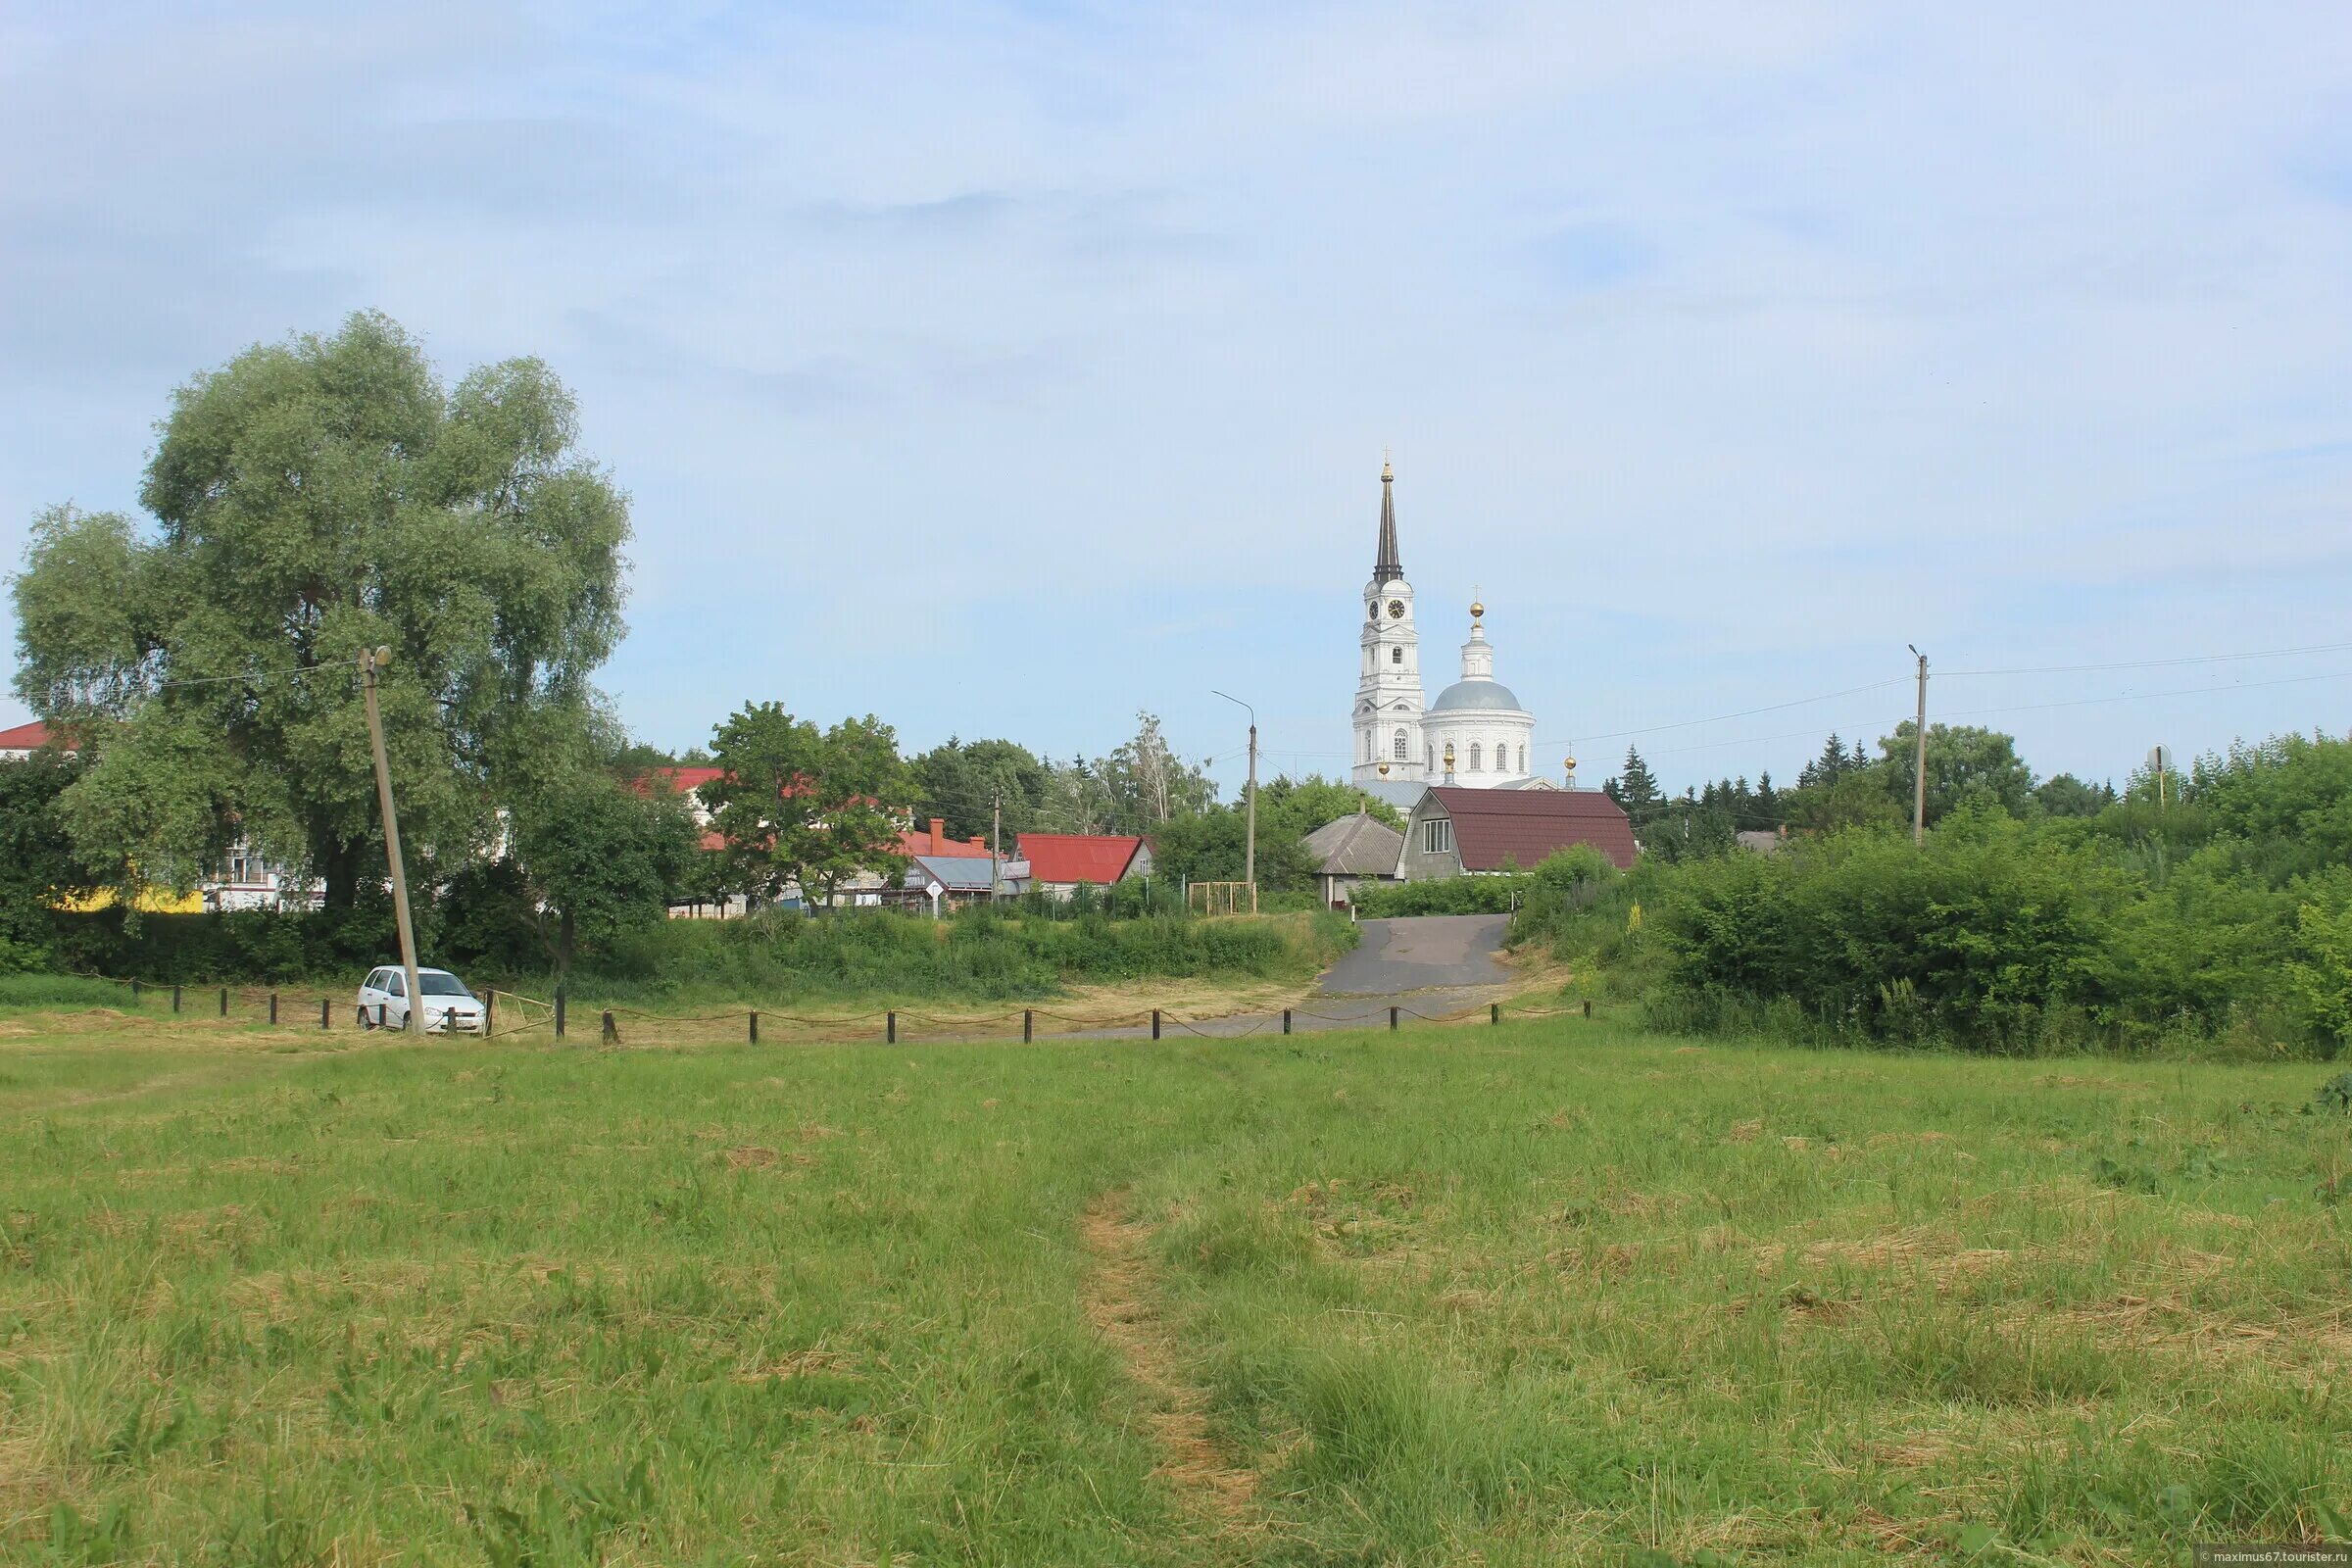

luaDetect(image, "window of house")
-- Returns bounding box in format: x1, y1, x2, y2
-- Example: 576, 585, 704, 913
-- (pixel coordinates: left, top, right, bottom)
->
1468, 742, 1482, 771
1393, 728, 1408, 760
1422, 817, 1453, 855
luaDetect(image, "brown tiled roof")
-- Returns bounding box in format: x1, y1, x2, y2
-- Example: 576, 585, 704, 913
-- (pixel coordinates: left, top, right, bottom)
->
1428, 786, 1637, 871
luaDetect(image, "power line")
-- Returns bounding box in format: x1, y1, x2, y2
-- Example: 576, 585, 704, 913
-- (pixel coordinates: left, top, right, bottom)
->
1941, 640, 2352, 679
1942, 667, 2352, 720
1535, 677, 1910, 752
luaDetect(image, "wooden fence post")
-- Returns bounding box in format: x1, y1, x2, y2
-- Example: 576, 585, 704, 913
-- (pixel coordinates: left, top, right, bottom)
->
1282, 1008, 1292, 1035
554, 989, 566, 1040
172, 985, 182, 1013
1023, 1009, 1032, 1043
1389, 1005, 1398, 1031
319, 998, 330, 1030
601, 1009, 617, 1045
1151, 1008, 1161, 1041
748, 1011, 759, 1045
1491, 1003, 1500, 1025
886, 1011, 897, 1045
270, 993, 278, 1025
219, 988, 228, 1017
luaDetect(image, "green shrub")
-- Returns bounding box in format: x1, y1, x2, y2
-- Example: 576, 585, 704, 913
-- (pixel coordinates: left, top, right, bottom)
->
1353, 876, 1530, 917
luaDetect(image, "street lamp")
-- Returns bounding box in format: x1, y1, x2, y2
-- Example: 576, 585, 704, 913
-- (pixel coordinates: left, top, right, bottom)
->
1209, 690, 1257, 894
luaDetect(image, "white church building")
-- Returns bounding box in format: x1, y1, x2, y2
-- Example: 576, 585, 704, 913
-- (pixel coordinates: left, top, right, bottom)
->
1350, 461, 1544, 806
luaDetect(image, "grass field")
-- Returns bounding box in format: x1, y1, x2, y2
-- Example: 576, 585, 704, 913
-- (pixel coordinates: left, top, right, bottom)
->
2, 1009, 2347, 1565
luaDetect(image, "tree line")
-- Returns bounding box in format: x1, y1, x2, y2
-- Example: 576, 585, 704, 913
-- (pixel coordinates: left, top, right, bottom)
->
1601, 727, 2119, 861
0, 313, 1389, 983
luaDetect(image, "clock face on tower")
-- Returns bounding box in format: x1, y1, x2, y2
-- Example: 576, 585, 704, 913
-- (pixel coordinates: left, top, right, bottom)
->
1386, 599, 1405, 619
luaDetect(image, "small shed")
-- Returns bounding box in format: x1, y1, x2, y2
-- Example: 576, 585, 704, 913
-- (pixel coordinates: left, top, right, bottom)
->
1300, 812, 1405, 907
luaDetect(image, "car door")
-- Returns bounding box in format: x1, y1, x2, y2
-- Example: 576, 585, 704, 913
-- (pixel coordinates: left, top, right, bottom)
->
358, 968, 385, 1021
383, 969, 408, 1028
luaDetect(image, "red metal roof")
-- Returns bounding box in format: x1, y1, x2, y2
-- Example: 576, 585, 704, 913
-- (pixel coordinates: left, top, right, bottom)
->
0, 719, 55, 752
1427, 787, 1638, 871
1016, 832, 1143, 885
898, 824, 993, 859
630, 765, 727, 799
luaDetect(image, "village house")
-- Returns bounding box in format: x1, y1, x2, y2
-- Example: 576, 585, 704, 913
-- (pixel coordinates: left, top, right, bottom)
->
1397, 786, 1638, 878
1, 719, 322, 911
1015, 832, 1152, 899
895, 852, 1031, 911
1300, 810, 1405, 908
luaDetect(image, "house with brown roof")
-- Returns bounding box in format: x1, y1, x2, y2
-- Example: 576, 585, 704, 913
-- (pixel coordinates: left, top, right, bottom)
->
1398, 786, 1637, 879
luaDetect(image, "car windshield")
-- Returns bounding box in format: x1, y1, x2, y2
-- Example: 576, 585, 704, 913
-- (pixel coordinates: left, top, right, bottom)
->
418, 973, 471, 998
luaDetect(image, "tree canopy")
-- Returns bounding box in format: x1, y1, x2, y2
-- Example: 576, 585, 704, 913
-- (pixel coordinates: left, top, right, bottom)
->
11, 312, 630, 913
703, 704, 912, 907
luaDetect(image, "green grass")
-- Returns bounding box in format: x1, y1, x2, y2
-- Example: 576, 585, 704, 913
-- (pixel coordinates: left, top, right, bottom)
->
2, 1015, 2347, 1564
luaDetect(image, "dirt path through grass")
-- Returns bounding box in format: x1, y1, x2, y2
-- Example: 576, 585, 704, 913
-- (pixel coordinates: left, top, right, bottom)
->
1080, 1190, 1261, 1541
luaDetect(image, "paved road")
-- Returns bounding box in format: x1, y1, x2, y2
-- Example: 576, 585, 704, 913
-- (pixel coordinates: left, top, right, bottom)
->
1073, 913, 1513, 1040
1318, 913, 1512, 996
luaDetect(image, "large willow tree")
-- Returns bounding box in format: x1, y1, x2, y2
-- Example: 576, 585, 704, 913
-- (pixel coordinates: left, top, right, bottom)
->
12, 312, 630, 910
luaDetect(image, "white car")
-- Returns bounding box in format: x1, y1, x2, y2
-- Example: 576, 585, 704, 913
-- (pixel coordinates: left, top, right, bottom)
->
356, 966, 486, 1034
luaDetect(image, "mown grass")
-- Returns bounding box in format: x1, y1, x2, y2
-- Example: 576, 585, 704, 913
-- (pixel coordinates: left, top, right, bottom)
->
1, 1015, 2346, 1564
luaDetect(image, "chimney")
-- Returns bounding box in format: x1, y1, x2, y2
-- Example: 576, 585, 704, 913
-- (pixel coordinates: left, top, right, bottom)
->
969, 836, 987, 850
928, 817, 946, 852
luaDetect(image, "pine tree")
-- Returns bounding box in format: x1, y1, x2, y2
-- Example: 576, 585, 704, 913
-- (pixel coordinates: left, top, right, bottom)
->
1615, 746, 1663, 825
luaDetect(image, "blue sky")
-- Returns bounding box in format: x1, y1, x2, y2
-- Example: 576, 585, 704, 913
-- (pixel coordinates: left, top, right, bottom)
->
3, 2, 2348, 798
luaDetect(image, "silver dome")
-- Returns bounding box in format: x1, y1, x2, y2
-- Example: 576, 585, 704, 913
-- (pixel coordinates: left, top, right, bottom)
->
1428, 679, 1525, 712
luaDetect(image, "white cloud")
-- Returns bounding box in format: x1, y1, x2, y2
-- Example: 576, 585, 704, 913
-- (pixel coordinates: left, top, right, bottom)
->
1, 1, 2348, 792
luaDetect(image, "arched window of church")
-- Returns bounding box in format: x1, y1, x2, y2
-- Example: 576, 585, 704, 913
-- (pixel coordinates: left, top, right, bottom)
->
1426, 744, 1435, 771
1393, 729, 1408, 761
1391, 646, 1402, 665
1468, 742, 1482, 771
1515, 745, 1525, 774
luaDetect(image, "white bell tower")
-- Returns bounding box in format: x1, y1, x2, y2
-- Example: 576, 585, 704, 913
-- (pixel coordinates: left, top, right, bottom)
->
1352, 458, 1426, 783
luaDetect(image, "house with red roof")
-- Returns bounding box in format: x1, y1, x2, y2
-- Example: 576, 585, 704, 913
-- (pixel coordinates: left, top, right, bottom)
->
1397, 786, 1637, 878
1015, 832, 1152, 898
0, 719, 57, 760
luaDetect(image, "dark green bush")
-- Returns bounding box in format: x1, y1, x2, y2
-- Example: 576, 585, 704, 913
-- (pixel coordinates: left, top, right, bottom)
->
1352, 876, 1530, 917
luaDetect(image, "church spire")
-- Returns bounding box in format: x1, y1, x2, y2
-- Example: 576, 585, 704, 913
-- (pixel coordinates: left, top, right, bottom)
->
1373, 455, 1402, 581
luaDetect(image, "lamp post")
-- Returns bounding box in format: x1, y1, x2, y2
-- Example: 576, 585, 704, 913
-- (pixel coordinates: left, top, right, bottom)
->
1210, 690, 1257, 894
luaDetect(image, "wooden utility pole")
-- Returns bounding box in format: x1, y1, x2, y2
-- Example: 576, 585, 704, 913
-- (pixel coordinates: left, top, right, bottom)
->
360, 647, 425, 1035
1907, 645, 1929, 847
990, 790, 1003, 898
1211, 689, 1257, 898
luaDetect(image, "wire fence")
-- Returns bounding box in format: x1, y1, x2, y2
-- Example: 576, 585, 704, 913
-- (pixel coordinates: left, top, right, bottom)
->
44, 970, 1600, 1048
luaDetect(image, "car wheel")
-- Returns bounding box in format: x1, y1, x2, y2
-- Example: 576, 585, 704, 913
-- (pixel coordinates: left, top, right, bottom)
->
358, 1006, 375, 1030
